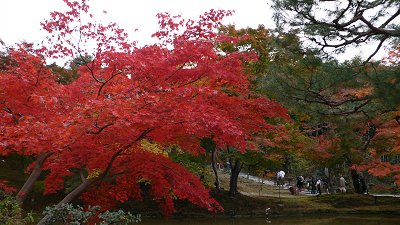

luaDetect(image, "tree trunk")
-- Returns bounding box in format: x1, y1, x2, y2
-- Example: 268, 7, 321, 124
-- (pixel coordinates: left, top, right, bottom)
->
36, 178, 97, 225
229, 158, 242, 197
362, 171, 369, 194
16, 152, 53, 205
326, 167, 333, 194
35, 131, 149, 224
211, 147, 220, 190
350, 169, 363, 194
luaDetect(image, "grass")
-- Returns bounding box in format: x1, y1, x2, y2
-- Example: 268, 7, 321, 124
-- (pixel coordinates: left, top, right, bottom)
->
218, 172, 297, 198
166, 171, 400, 218
2, 161, 400, 220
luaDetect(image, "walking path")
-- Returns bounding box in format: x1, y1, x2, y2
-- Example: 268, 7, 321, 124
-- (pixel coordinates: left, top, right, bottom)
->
238, 173, 275, 186
238, 172, 400, 199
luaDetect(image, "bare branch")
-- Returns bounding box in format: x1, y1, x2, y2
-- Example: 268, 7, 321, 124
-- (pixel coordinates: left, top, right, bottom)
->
380, 8, 400, 28
97, 65, 123, 97
79, 168, 86, 182
274, 0, 400, 62
100, 128, 154, 180
87, 122, 114, 134
364, 35, 388, 63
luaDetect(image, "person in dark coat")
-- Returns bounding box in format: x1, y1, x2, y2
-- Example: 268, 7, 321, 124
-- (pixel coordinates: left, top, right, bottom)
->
296, 176, 304, 192
310, 176, 317, 194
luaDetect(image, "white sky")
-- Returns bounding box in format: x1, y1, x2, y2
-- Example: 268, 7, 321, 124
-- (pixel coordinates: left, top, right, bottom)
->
0, 0, 275, 47
0, 0, 386, 61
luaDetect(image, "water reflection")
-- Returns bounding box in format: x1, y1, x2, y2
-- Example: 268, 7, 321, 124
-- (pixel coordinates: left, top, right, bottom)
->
140, 216, 400, 225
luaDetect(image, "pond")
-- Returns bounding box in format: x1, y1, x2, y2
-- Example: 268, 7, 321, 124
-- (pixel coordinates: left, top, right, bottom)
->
140, 215, 400, 225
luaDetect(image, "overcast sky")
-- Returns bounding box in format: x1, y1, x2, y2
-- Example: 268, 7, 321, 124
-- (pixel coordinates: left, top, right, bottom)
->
0, 0, 275, 47
0, 0, 386, 61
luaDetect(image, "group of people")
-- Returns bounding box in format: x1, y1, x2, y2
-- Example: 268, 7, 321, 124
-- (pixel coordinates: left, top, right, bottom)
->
294, 175, 324, 195
276, 170, 349, 195
289, 173, 347, 195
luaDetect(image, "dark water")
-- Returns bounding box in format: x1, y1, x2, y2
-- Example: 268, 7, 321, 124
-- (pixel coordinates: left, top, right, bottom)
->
140, 216, 400, 225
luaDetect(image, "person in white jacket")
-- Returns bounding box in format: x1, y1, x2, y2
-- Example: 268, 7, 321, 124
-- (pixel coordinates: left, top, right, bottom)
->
277, 170, 285, 187
339, 175, 347, 193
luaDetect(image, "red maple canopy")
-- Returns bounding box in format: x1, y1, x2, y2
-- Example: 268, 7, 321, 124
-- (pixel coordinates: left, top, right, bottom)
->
0, 0, 289, 215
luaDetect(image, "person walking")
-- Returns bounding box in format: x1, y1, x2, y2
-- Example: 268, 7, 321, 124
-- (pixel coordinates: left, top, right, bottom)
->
296, 176, 304, 192
339, 175, 346, 193
310, 176, 317, 194
316, 178, 322, 196
277, 170, 285, 187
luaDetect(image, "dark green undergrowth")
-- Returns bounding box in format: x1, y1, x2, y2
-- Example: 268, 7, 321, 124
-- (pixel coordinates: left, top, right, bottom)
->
120, 191, 400, 219
2, 157, 400, 222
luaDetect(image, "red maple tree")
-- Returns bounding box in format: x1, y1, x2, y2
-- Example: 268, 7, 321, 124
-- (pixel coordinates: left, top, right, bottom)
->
0, 46, 69, 202
1, 0, 289, 220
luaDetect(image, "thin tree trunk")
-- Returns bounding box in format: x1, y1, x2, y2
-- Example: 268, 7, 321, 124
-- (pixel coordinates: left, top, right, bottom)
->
327, 167, 333, 194
350, 169, 363, 194
36, 178, 97, 225
36, 129, 151, 225
229, 158, 242, 197
16, 152, 53, 205
59, 178, 96, 205
211, 147, 220, 190
362, 171, 369, 194
345, 156, 363, 194
350, 123, 375, 194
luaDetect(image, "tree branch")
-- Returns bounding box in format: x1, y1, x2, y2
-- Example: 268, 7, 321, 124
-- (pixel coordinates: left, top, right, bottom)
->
100, 128, 154, 180
79, 168, 86, 182
87, 122, 114, 134
97, 65, 124, 97
277, 0, 400, 62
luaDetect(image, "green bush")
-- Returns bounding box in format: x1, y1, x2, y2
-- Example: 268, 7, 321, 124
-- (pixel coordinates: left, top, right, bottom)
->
42, 203, 141, 225
0, 192, 34, 225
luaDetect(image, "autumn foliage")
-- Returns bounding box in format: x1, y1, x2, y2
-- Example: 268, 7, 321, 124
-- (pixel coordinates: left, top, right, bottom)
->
0, 0, 289, 216
0, 180, 16, 193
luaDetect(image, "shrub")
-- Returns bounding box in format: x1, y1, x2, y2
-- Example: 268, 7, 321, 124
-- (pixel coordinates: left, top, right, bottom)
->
42, 203, 141, 225
0, 191, 34, 225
